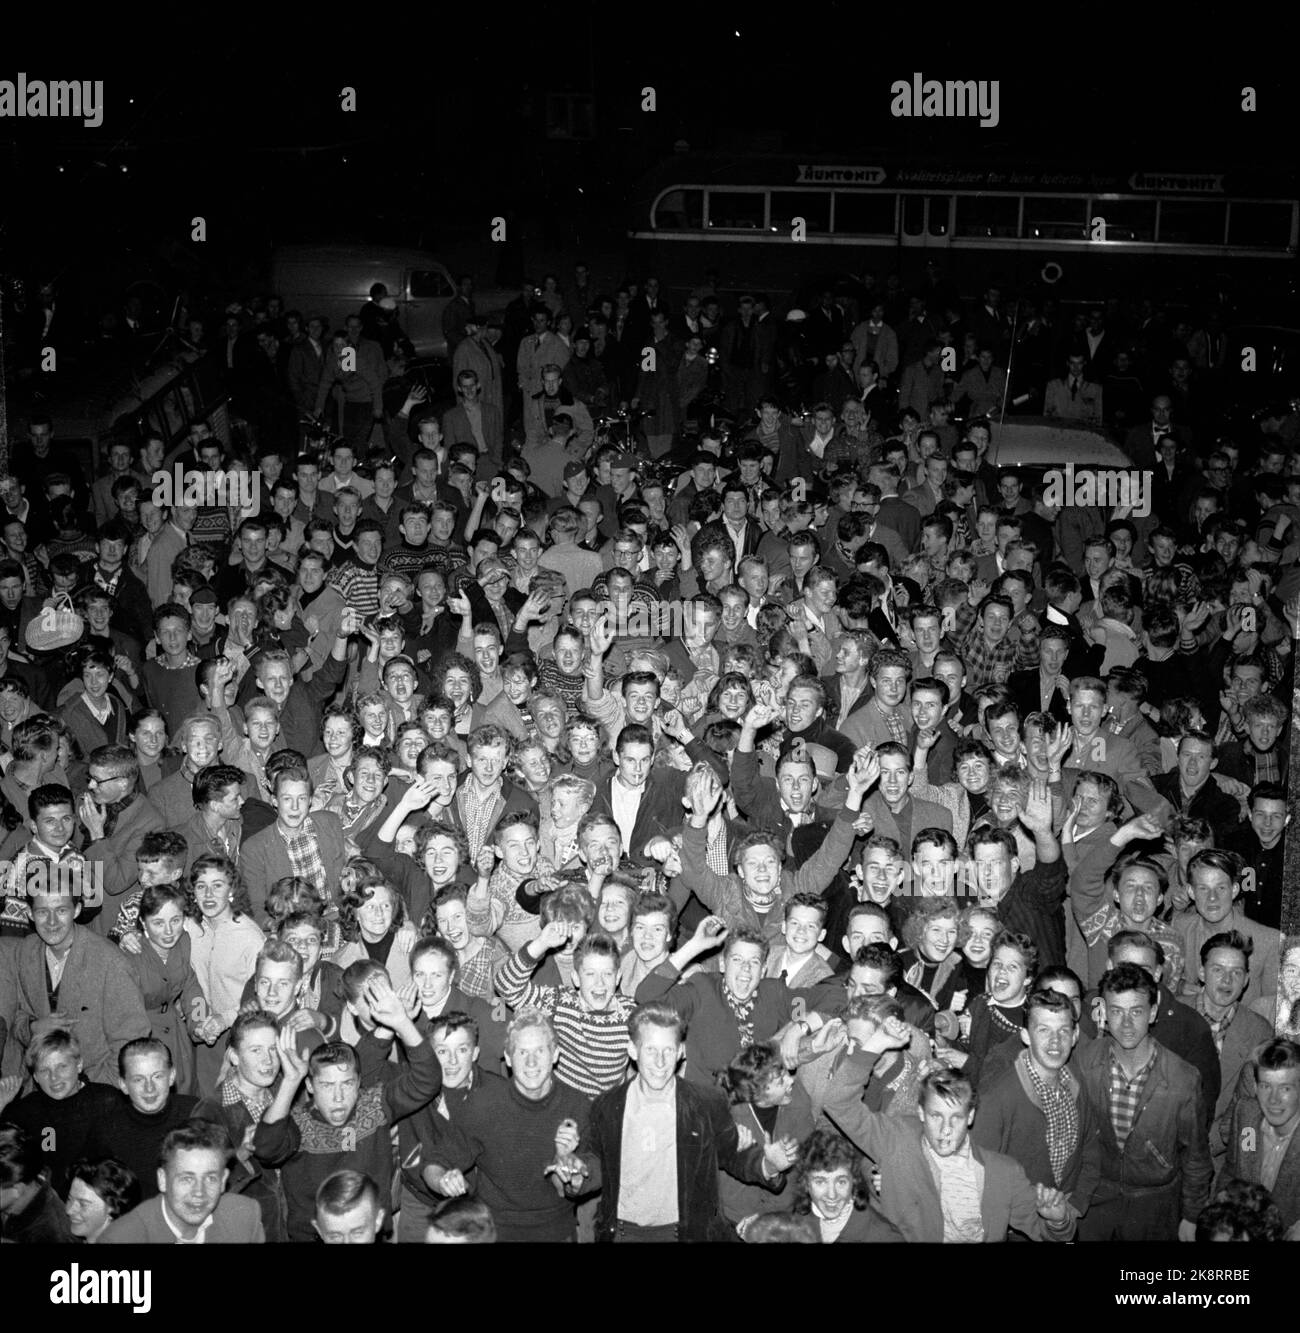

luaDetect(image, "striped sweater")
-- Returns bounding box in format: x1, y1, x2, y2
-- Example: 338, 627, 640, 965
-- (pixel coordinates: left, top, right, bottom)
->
494, 946, 633, 1098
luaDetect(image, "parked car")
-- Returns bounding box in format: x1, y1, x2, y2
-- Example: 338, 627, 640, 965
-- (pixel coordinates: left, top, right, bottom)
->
269, 245, 512, 359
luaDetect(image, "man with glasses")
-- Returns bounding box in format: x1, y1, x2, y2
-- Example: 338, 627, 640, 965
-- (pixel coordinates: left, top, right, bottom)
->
79, 746, 166, 937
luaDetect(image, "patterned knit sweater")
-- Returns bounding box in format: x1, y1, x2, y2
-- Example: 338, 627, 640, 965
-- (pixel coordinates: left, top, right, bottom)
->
495, 946, 634, 1098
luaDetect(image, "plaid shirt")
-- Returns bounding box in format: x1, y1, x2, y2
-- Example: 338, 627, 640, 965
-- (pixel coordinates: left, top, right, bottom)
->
1107, 1043, 1157, 1151
278, 817, 327, 891
457, 779, 501, 862
960, 624, 1018, 688
221, 1075, 273, 1129
1021, 1050, 1079, 1187
949, 598, 978, 644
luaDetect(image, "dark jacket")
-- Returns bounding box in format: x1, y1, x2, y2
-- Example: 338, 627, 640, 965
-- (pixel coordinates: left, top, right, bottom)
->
1151, 769, 1242, 834
823, 1048, 1075, 1242
1081, 982, 1221, 1122
990, 856, 1069, 969
971, 1051, 1103, 1218
1074, 1036, 1213, 1232
591, 766, 689, 866
1217, 1093, 1300, 1230
579, 1076, 780, 1242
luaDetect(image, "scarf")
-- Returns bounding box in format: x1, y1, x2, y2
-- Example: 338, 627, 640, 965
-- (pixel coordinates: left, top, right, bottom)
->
722, 982, 757, 1047
1020, 1050, 1079, 1187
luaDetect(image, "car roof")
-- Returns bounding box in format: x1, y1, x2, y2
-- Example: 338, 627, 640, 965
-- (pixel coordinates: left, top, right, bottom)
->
987, 417, 1133, 470
271, 244, 450, 269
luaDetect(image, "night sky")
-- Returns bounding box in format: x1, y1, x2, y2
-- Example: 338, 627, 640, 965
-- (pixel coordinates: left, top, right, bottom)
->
0, 22, 1293, 316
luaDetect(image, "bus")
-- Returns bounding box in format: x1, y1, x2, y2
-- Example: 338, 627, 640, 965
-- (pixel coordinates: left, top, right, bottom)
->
628, 152, 1299, 311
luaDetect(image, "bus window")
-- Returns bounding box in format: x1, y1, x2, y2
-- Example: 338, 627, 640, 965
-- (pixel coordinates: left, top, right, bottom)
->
1089, 199, 1155, 242
706, 191, 766, 231
653, 189, 703, 230
410, 269, 452, 298
1227, 201, 1294, 250
771, 191, 829, 235
953, 196, 1018, 239
833, 192, 897, 235
1022, 196, 1088, 240
1158, 200, 1227, 246
902, 195, 926, 237
927, 196, 951, 237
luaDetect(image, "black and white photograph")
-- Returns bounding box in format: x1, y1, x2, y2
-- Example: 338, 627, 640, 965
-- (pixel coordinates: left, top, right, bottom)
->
0, 14, 1296, 1308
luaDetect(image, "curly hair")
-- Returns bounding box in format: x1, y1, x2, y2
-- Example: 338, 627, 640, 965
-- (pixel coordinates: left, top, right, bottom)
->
900, 895, 961, 953
188, 853, 254, 921
790, 1127, 873, 1215
339, 876, 407, 943
433, 651, 483, 703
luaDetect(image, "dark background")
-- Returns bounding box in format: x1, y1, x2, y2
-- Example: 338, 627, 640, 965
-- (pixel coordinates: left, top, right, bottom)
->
1, 20, 1293, 343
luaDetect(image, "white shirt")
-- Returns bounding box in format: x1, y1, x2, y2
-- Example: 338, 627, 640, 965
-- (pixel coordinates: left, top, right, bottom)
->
723, 519, 749, 567
161, 1200, 214, 1244
610, 774, 644, 854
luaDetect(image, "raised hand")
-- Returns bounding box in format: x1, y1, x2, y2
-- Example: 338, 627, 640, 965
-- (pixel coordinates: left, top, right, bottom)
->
400, 776, 439, 810
693, 915, 728, 949
0, 1074, 21, 1111
79, 792, 106, 841
537, 919, 572, 954
847, 747, 881, 795
363, 977, 408, 1032
658, 707, 691, 742
447, 592, 472, 617
686, 762, 723, 819
863, 1014, 910, 1054
1019, 784, 1053, 833
277, 1025, 310, 1084
914, 726, 939, 752
742, 699, 781, 731
1119, 811, 1166, 844
1046, 724, 1074, 764
475, 846, 498, 881
763, 1135, 800, 1174
589, 613, 616, 657
809, 1019, 847, 1056
118, 931, 143, 956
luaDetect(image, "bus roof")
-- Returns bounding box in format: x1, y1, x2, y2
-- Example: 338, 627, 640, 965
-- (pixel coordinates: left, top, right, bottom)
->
631, 152, 1298, 203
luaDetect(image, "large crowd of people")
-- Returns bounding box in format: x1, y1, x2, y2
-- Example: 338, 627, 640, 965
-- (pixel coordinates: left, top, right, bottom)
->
0, 262, 1297, 1246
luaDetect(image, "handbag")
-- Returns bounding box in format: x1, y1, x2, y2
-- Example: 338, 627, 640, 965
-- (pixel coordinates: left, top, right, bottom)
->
24, 593, 85, 653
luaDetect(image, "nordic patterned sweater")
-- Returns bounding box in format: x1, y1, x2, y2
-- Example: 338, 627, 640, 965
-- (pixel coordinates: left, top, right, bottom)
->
494, 945, 634, 1098
253, 1038, 440, 1241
